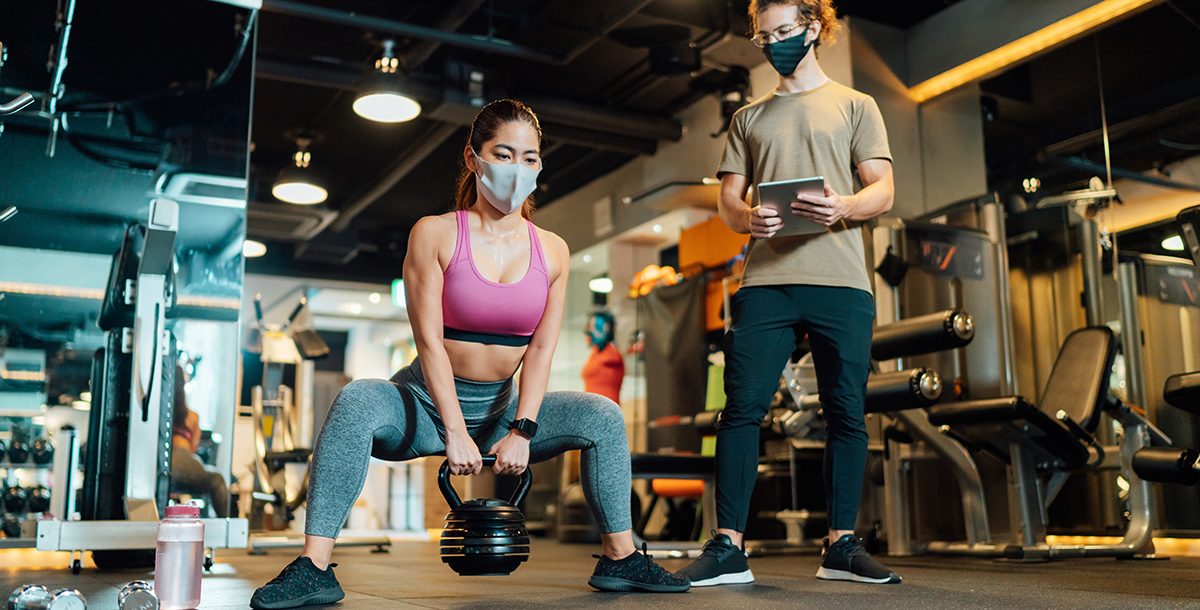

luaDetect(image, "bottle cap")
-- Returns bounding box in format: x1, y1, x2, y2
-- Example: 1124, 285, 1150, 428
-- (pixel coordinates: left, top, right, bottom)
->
165, 504, 200, 518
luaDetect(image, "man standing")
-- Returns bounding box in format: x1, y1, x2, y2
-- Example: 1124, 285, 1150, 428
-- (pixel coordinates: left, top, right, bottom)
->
680, 0, 900, 586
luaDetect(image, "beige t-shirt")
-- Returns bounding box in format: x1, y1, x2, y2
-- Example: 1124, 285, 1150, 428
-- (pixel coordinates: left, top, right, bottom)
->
718, 80, 891, 294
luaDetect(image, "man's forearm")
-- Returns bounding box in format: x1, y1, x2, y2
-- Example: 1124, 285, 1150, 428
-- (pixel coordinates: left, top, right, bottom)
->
845, 179, 894, 222
720, 196, 751, 234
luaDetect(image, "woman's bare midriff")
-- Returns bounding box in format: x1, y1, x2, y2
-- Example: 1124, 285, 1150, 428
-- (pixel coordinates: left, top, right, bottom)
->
444, 338, 527, 382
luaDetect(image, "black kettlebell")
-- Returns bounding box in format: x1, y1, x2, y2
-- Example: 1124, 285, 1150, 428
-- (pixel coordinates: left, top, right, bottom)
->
27, 486, 50, 513
2, 515, 20, 538
7, 440, 28, 464
3, 487, 26, 514
31, 438, 54, 465
438, 455, 532, 576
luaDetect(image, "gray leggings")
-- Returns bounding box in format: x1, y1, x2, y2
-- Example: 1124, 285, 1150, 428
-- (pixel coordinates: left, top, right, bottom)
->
306, 358, 632, 538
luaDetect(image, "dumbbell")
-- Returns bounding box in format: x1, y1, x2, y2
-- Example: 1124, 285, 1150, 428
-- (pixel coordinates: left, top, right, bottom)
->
7, 440, 29, 464
26, 589, 86, 610
31, 439, 53, 465
27, 487, 49, 514
118, 581, 158, 610
3, 488, 26, 514
8, 584, 49, 610
2, 515, 21, 538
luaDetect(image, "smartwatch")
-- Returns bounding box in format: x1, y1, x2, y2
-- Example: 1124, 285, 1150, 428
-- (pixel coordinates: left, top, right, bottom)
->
508, 418, 538, 440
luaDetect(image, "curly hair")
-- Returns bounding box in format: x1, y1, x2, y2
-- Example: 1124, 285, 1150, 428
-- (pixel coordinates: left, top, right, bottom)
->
749, 0, 843, 47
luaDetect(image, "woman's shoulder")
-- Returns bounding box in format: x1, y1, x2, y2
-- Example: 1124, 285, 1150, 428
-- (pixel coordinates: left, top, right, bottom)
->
411, 212, 458, 236
532, 224, 568, 257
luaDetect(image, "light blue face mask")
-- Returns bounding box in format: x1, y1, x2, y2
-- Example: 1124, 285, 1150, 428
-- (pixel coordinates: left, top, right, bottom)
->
474, 152, 541, 215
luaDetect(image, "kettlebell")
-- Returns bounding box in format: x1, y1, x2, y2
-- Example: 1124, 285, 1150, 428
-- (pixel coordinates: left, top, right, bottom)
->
31, 439, 53, 465
7, 440, 28, 464
2, 515, 21, 538
438, 455, 532, 576
3, 488, 26, 514
27, 487, 49, 514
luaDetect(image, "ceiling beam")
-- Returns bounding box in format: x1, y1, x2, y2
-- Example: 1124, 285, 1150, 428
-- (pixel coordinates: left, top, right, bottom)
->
329, 122, 461, 233
260, 0, 654, 67
906, 0, 1162, 102
398, 0, 487, 72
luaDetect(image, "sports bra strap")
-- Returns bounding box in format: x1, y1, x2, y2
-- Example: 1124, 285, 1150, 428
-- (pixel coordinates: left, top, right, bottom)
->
527, 220, 548, 275
451, 209, 469, 265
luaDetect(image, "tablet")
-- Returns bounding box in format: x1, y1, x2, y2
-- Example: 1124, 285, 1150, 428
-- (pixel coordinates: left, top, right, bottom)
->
757, 176, 827, 237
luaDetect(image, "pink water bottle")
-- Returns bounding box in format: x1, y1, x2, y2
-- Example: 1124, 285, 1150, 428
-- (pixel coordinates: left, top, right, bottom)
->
154, 503, 205, 609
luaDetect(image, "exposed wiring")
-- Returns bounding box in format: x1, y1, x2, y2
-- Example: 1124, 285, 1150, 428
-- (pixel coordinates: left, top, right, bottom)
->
210, 9, 258, 90
63, 8, 258, 113
1159, 138, 1200, 152
1094, 35, 1113, 191
60, 113, 157, 172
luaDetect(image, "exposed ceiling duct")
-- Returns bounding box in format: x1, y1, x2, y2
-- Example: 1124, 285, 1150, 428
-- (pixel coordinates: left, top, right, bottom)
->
254, 56, 682, 155
259, 0, 655, 67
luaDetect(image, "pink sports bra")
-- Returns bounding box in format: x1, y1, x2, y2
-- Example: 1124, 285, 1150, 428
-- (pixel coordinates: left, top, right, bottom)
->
441, 210, 550, 346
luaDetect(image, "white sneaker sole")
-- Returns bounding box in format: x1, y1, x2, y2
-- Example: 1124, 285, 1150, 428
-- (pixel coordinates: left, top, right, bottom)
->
816, 566, 901, 584
689, 569, 755, 587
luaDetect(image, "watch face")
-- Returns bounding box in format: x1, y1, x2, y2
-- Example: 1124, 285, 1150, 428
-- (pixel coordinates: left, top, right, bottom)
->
512, 419, 537, 437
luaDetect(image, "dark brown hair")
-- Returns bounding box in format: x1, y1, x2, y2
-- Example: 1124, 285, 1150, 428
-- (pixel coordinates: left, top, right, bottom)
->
749, 0, 843, 47
454, 99, 543, 220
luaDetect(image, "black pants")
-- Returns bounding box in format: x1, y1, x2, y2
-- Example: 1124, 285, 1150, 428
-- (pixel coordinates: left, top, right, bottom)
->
717, 285, 874, 532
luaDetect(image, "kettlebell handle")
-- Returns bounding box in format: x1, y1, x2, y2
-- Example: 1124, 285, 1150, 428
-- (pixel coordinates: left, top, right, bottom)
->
438, 455, 533, 511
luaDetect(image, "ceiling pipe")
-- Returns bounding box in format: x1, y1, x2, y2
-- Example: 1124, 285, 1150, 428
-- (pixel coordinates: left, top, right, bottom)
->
259, 0, 651, 67
398, 0, 487, 72
1046, 156, 1200, 192
1042, 96, 1200, 159
255, 54, 678, 151
329, 122, 461, 233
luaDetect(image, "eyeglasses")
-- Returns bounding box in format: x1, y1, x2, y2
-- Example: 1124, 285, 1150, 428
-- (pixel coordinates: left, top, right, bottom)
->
750, 21, 809, 48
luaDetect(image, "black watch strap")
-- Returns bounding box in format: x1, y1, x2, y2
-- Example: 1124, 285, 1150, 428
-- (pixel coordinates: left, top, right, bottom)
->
509, 418, 538, 439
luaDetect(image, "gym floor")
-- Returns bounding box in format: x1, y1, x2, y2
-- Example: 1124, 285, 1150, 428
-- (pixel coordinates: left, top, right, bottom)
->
4, 540, 1200, 609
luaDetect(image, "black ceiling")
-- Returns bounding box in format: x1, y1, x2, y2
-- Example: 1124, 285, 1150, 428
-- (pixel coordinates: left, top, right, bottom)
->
243, 0, 967, 282
980, 2, 1200, 197
9, 0, 1195, 285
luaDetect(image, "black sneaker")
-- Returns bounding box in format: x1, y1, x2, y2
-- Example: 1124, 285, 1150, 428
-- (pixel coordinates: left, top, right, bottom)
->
678, 532, 754, 587
250, 556, 346, 609
588, 543, 691, 593
816, 534, 901, 584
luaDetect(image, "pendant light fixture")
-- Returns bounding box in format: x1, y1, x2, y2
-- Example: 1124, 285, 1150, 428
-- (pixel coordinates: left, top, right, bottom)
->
272, 135, 328, 205
353, 39, 422, 124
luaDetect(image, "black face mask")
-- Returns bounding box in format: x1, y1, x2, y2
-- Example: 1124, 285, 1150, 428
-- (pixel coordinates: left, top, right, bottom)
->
763, 30, 812, 77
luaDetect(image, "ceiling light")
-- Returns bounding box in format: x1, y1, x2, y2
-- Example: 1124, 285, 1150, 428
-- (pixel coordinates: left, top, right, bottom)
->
1162, 235, 1185, 251
243, 240, 267, 258
652, 224, 663, 233
354, 40, 422, 124
909, 0, 1157, 103
273, 136, 328, 205
348, 303, 363, 315
582, 254, 593, 263
589, 276, 614, 294
369, 292, 382, 304
1022, 177, 1041, 193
